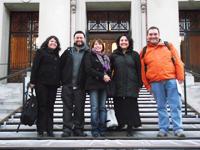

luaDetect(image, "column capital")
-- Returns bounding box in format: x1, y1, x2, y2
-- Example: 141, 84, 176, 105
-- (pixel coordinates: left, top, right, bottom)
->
71, 0, 76, 14
141, 0, 147, 13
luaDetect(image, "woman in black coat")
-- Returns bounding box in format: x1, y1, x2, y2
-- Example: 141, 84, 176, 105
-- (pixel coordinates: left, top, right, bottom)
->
85, 39, 111, 137
110, 34, 143, 136
30, 35, 61, 137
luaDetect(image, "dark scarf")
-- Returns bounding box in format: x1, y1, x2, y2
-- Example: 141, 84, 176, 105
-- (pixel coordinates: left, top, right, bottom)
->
91, 48, 110, 72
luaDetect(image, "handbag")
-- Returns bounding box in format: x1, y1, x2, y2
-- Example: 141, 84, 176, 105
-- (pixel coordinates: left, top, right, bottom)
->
17, 86, 38, 132
106, 98, 118, 128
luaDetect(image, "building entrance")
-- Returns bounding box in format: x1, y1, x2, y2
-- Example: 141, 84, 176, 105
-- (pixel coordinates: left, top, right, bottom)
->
87, 11, 130, 55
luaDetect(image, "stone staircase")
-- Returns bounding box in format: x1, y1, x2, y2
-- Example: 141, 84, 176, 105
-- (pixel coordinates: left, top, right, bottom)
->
0, 83, 22, 123
0, 87, 200, 149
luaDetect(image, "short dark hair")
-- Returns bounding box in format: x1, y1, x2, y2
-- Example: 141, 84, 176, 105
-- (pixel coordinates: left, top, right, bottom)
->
74, 31, 85, 37
90, 39, 105, 52
147, 26, 160, 35
116, 34, 133, 51
40, 35, 61, 53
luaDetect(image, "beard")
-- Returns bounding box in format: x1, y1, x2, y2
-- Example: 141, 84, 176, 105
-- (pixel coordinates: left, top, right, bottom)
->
74, 41, 84, 47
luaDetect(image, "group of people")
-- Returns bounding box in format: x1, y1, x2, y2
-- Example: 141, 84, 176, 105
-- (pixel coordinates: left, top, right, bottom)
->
29, 26, 185, 138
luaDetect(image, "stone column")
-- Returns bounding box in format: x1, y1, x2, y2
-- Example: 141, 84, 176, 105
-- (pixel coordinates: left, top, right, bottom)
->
70, 0, 76, 46
131, 0, 142, 52
39, 0, 71, 54
147, 0, 180, 53
75, 0, 86, 33
0, 2, 10, 80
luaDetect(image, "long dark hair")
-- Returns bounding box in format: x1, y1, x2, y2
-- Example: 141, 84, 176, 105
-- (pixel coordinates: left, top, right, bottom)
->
40, 35, 61, 54
116, 34, 133, 51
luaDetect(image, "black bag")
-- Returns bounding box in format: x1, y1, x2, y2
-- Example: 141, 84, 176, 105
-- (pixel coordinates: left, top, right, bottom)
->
17, 88, 38, 132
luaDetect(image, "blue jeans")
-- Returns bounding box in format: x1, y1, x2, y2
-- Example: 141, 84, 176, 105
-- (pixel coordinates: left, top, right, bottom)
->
90, 89, 107, 134
151, 79, 183, 134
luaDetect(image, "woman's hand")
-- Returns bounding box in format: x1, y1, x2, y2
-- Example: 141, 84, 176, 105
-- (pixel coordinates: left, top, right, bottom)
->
103, 74, 111, 82
29, 83, 35, 88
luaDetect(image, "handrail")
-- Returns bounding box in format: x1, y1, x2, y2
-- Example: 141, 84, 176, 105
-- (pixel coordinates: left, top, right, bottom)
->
0, 67, 31, 108
184, 69, 200, 116
0, 68, 30, 81
186, 69, 200, 78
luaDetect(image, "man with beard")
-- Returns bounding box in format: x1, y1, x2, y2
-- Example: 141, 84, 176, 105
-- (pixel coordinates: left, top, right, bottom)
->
140, 26, 185, 138
60, 31, 89, 137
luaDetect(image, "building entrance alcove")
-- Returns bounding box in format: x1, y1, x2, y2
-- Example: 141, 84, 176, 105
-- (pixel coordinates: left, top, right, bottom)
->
86, 2, 131, 55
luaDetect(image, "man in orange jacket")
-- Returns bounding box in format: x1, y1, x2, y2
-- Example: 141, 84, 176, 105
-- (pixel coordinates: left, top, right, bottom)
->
140, 26, 185, 137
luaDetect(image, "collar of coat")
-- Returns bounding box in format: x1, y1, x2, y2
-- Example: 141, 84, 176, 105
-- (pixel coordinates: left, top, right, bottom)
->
112, 48, 133, 55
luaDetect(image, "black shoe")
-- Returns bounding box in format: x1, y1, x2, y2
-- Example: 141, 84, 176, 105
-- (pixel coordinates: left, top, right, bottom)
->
62, 132, 71, 137
126, 126, 133, 137
99, 132, 106, 137
116, 124, 125, 131
47, 132, 54, 137
37, 131, 44, 137
126, 131, 133, 137
74, 130, 87, 136
92, 132, 99, 137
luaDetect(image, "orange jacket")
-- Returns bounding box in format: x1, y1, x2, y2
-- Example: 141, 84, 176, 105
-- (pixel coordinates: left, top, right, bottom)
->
140, 42, 184, 91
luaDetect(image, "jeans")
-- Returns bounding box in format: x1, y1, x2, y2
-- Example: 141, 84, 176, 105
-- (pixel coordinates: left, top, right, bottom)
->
151, 79, 183, 133
90, 89, 107, 134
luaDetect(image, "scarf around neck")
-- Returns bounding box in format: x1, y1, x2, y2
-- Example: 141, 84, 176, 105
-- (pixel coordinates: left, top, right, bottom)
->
91, 48, 110, 72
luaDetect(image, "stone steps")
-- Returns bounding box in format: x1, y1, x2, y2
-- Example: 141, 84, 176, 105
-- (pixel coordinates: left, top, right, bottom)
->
0, 87, 200, 149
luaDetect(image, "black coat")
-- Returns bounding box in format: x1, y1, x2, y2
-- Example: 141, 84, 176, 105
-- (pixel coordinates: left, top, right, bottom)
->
60, 46, 90, 90
110, 49, 142, 97
84, 52, 111, 90
30, 48, 60, 86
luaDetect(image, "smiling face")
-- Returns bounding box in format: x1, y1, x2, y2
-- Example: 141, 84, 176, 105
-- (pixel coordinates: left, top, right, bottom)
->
119, 36, 129, 50
74, 33, 85, 47
147, 28, 160, 45
93, 41, 103, 53
47, 38, 58, 49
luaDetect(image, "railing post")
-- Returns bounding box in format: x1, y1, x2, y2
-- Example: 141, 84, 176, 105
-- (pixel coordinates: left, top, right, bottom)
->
183, 69, 188, 116
22, 73, 26, 106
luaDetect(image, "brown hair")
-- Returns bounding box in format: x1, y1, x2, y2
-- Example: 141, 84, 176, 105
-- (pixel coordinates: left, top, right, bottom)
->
90, 39, 105, 52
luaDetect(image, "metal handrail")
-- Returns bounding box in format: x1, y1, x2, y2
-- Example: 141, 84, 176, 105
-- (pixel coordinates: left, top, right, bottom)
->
0, 67, 31, 107
184, 69, 200, 116
186, 69, 200, 78
0, 68, 30, 81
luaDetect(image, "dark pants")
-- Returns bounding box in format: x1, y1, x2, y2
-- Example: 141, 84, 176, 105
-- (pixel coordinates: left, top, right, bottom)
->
35, 83, 57, 133
114, 97, 141, 127
62, 85, 86, 133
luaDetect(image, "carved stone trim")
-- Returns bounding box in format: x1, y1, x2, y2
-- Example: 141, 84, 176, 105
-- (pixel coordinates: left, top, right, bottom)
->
71, 0, 76, 14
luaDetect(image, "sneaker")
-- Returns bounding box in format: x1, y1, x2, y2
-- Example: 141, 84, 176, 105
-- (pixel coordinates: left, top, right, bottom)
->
157, 131, 168, 137
175, 131, 185, 138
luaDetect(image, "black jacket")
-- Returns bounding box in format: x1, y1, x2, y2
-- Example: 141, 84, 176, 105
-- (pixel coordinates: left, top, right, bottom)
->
60, 46, 90, 90
110, 49, 142, 97
30, 48, 60, 86
84, 52, 111, 90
